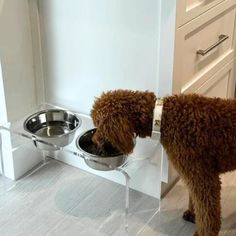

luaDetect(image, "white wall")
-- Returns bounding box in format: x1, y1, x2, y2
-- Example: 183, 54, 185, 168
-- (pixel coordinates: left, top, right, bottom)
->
39, 0, 160, 114
157, 0, 177, 97
36, 1, 164, 197
0, 0, 43, 179
0, 61, 7, 124
0, 0, 4, 15
0, 0, 37, 122
0, 1, 171, 193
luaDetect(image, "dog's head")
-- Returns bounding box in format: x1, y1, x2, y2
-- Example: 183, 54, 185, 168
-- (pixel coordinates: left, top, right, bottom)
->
91, 90, 156, 155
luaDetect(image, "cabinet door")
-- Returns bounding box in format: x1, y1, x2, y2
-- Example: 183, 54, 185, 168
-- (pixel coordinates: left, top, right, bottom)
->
176, 0, 226, 27
189, 60, 235, 98
173, 4, 236, 95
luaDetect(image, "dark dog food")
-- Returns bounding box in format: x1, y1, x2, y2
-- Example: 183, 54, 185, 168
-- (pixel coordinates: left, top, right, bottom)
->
79, 131, 122, 157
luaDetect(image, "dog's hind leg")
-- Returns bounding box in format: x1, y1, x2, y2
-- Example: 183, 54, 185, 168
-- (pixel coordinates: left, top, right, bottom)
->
189, 174, 221, 236
183, 194, 195, 223
167, 151, 221, 235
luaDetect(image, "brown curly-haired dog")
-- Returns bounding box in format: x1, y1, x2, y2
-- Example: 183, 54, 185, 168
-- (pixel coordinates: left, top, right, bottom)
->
91, 89, 236, 236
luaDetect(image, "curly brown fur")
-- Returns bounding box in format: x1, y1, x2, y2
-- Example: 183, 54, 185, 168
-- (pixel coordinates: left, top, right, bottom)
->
91, 90, 236, 236
91, 90, 156, 154
161, 94, 236, 236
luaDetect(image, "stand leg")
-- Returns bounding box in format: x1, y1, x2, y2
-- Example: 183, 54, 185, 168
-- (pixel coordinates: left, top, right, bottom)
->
0, 131, 5, 178
0, 129, 15, 191
42, 150, 49, 165
116, 168, 130, 233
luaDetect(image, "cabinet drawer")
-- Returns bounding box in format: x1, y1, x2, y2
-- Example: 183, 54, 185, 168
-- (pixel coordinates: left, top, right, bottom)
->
174, 6, 235, 94
185, 59, 235, 98
177, 0, 226, 27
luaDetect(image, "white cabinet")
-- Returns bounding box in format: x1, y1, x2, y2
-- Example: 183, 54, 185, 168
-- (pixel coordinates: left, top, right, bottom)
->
174, 1, 236, 96
192, 59, 235, 98
160, 0, 236, 193
174, 4, 235, 95
195, 60, 235, 98
176, 0, 226, 26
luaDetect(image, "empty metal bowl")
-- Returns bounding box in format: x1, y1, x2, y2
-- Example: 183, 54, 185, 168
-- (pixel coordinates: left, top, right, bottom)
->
76, 128, 128, 171
24, 109, 81, 150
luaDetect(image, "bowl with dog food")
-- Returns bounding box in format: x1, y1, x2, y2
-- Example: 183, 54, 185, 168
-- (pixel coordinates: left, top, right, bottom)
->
24, 109, 81, 150
76, 128, 128, 171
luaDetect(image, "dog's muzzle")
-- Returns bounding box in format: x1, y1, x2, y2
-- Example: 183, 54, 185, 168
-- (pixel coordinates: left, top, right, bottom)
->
151, 98, 163, 140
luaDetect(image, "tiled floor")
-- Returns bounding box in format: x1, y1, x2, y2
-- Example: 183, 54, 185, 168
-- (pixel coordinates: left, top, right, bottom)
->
0, 160, 159, 236
0, 160, 236, 236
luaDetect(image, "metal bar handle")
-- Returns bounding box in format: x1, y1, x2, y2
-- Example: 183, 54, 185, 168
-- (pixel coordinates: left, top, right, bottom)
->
197, 34, 229, 56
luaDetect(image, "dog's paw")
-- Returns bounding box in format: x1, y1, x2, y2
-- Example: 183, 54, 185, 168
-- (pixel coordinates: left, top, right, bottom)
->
183, 210, 195, 224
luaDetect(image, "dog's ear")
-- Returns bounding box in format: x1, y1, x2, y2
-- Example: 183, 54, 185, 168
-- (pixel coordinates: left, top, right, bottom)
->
104, 115, 135, 155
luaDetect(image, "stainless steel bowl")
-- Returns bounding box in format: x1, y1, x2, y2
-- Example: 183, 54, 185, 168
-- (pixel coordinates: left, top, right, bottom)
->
24, 109, 81, 150
76, 128, 128, 171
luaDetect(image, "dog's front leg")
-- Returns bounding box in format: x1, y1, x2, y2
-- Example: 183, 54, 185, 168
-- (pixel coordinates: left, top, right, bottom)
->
183, 194, 195, 223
